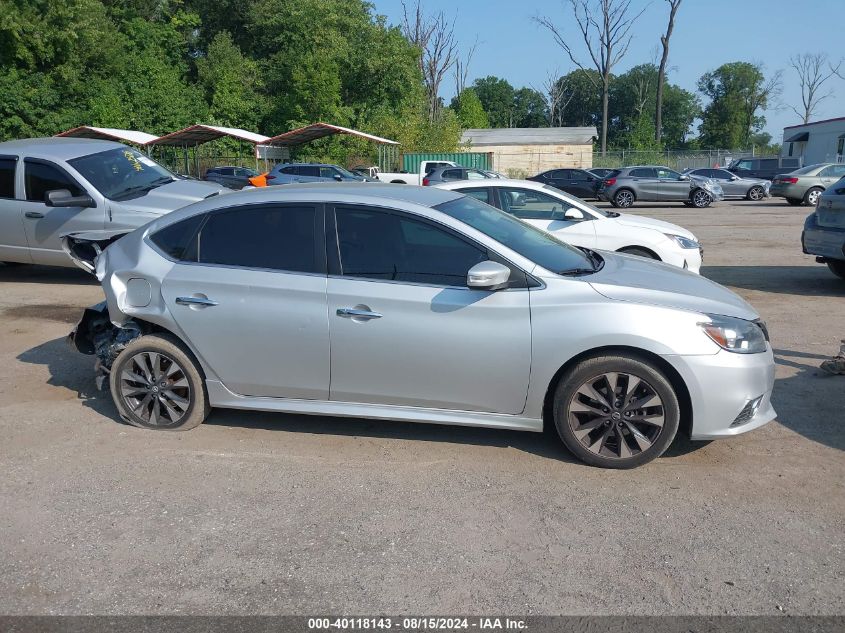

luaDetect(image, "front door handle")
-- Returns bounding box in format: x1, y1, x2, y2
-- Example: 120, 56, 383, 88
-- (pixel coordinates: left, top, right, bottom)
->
25, 211, 44, 219
176, 296, 218, 307
337, 307, 382, 320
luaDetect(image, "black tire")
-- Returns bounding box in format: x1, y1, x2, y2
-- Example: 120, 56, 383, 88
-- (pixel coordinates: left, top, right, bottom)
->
109, 333, 209, 431
786, 197, 803, 206
552, 354, 680, 469
746, 185, 765, 201
618, 247, 660, 260
690, 188, 713, 208
828, 260, 845, 280
803, 187, 823, 207
612, 189, 635, 208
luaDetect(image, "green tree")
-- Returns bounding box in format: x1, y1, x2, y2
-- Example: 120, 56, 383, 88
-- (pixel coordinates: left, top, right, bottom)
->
554, 70, 603, 128
471, 76, 516, 127
450, 89, 489, 129
512, 88, 547, 127
697, 62, 782, 148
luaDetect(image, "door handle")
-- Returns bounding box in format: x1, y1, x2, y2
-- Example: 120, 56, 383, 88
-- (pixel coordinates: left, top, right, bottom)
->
336, 307, 382, 320
25, 211, 44, 219
176, 296, 218, 307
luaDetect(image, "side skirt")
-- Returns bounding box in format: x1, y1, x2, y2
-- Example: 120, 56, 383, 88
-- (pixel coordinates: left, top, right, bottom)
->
206, 380, 544, 432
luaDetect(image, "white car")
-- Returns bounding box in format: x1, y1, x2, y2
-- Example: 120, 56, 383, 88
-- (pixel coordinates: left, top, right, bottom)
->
435, 178, 703, 273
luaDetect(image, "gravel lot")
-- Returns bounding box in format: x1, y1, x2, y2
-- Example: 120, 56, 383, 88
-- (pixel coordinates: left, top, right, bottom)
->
0, 199, 843, 616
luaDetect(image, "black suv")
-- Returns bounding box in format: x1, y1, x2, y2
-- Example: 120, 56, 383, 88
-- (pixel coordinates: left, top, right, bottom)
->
727, 157, 801, 181
528, 168, 600, 199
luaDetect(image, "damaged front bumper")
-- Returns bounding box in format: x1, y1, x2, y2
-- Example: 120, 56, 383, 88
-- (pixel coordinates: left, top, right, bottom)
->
68, 302, 143, 390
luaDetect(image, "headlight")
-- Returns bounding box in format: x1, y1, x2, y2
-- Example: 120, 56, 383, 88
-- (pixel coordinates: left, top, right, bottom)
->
665, 233, 700, 249
699, 314, 768, 354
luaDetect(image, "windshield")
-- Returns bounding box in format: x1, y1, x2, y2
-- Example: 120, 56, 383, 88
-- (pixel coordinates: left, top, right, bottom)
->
435, 195, 597, 274
334, 165, 362, 179
542, 184, 609, 217
69, 147, 175, 201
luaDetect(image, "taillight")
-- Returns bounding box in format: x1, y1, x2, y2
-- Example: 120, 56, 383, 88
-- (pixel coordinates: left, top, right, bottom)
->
422, 177, 430, 186
781, 177, 799, 184
604, 178, 616, 186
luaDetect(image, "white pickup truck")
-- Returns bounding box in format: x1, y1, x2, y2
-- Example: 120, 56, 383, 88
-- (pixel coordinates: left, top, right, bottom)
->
375, 160, 458, 185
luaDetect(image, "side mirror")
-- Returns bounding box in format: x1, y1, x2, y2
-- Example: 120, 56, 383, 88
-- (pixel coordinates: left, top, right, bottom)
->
45, 189, 94, 208
467, 260, 511, 291
678, 175, 689, 181
333, 174, 343, 181
563, 208, 585, 221
730, 175, 739, 181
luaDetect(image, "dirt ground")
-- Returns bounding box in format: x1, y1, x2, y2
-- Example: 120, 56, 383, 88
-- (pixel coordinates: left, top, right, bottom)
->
0, 199, 842, 616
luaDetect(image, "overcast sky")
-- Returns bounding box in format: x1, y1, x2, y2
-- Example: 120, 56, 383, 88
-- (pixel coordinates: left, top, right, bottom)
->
371, 0, 845, 142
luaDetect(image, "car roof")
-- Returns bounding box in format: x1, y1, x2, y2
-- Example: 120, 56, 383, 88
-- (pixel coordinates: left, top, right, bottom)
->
434, 178, 547, 190
0, 137, 128, 161
221, 182, 463, 206
274, 162, 339, 168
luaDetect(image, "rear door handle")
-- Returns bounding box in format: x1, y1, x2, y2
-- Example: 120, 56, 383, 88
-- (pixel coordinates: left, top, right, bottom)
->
337, 307, 382, 320
25, 211, 44, 219
176, 296, 218, 307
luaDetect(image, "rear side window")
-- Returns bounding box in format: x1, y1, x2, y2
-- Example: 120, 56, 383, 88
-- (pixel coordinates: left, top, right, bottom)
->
195, 205, 318, 272
629, 168, 655, 178
442, 169, 463, 179
24, 161, 84, 202
150, 214, 205, 261
335, 207, 486, 286
0, 158, 15, 199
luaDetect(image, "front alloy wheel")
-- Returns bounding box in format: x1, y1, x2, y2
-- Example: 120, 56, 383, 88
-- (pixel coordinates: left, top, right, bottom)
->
691, 189, 712, 208
747, 186, 765, 201
553, 355, 680, 468
805, 187, 822, 206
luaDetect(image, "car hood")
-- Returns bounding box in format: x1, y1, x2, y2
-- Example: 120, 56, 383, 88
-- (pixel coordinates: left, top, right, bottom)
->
585, 251, 758, 320
111, 179, 228, 214
611, 214, 696, 240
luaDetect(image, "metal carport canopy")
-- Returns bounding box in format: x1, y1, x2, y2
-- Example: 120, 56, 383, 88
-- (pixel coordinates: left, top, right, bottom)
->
263, 123, 398, 146
148, 124, 269, 146
56, 126, 159, 146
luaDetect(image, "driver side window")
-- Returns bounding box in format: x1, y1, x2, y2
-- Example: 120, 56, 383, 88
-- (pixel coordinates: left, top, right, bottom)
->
656, 168, 681, 180
499, 188, 564, 220
24, 161, 84, 202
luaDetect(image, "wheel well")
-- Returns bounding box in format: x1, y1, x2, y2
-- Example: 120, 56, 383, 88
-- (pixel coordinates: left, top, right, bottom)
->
617, 245, 661, 261
130, 318, 207, 379
542, 345, 693, 438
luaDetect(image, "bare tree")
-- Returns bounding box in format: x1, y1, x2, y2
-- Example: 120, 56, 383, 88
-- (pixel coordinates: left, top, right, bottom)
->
401, 1, 458, 122
535, 0, 646, 155
655, 0, 681, 143
535, 69, 576, 127
453, 37, 479, 97
790, 53, 842, 124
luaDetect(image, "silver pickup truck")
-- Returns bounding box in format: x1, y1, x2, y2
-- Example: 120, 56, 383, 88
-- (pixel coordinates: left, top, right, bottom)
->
0, 137, 226, 268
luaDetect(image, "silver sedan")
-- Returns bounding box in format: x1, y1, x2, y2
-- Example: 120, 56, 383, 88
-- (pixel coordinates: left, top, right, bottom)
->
684, 168, 770, 201
65, 184, 776, 469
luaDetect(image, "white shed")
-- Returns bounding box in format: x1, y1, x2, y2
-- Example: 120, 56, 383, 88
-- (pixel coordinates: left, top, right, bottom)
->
781, 117, 845, 165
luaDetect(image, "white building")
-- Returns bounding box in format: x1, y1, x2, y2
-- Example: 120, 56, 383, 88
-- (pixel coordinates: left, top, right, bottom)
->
781, 117, 845, 166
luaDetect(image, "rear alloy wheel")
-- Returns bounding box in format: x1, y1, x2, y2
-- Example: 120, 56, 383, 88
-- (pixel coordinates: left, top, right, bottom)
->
786, 198, 803, 206
804, 187, 823, 206
110, 334, 209, 430
613, 189, 635, 208
691, 189, 713, 208
553, 355, 680, 468
746, 185, 765, 201
828, 260, 845, 280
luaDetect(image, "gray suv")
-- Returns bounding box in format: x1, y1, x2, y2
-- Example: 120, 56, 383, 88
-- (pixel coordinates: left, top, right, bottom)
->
597, 166, 724, 209
0, 138, 226, 267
